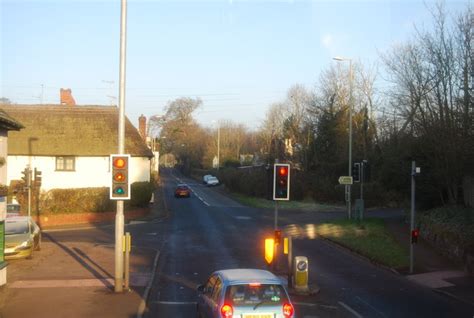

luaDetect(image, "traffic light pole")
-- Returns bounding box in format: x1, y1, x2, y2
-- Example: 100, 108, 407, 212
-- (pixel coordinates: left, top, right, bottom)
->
27, 167, 31, 225
115, 0, 127, 293
410, 161, 416, 274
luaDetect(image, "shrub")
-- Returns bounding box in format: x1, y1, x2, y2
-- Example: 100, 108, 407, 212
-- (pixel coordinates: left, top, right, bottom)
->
417, 206, 474, 260
38, 181, 155, 214
128, 181, 155, 208
40, 187, 113, 214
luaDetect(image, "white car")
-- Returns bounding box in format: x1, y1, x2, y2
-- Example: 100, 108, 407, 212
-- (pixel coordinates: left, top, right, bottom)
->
203, 174, 213, 184
206, 176, 219, 186
197, 269, 294, 318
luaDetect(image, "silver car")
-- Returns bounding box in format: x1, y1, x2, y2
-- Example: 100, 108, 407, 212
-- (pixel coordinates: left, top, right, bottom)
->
197, 269, 295, 318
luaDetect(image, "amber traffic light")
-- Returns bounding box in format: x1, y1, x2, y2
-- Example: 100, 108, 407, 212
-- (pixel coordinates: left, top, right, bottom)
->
110, 154, 130, 200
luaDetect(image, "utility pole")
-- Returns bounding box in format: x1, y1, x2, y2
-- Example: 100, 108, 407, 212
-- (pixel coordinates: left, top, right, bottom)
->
409, 161, 420, 274
333, 57, 353, 219
348, 59, 353, 219
115, 0, 128, 293
217, 123, 220, 170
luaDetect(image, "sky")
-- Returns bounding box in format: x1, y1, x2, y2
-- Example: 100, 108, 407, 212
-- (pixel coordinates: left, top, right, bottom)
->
0, 0, 469, 131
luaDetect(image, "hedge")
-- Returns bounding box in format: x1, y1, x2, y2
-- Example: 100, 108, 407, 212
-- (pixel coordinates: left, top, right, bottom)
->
417, 206, 474, 261
18, 181, 155, 215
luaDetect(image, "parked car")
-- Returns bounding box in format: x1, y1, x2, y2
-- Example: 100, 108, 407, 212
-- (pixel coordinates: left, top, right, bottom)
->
206, 176, 219, 186
174, 184, 191, 198
197, 269, 294, 318
203, 174, 213, 184
5, 216, 41, 260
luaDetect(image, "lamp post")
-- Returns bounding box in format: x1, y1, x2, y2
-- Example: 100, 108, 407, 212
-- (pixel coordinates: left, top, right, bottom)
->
212, 120, 220, 170
333, 56, 353, 219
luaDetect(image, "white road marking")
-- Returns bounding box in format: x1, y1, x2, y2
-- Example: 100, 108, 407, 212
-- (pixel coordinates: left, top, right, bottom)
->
293, 302, 337, 310
234, 216, 252, 220
355, 296, 388, 318
152, 301, 197, 305
10, 274, 151, 289
338, 301, 363, 318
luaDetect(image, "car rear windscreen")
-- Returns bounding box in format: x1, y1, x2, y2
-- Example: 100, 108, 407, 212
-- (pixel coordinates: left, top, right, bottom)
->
225, 284, 288, 306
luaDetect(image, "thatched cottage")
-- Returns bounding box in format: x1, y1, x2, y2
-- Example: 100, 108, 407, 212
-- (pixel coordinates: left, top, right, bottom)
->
1, 105, 153, 190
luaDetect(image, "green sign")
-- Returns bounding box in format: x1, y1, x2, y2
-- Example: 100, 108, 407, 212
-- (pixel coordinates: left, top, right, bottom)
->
0, 221, 4, 262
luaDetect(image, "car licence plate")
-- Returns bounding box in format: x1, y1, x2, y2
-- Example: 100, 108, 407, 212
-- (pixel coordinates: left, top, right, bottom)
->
243, 314, 273, 318
5, 248, 14, 254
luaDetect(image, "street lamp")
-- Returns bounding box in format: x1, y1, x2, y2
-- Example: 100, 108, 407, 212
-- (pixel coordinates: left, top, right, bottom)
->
333, 56, 353, 219
212, 120, 220, 170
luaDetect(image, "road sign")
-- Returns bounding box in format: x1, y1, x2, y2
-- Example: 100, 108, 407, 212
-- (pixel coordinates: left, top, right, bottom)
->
338, 176, 353, 185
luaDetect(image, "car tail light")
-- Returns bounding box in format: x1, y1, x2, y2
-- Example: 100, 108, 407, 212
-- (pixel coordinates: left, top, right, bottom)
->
283, 303, 294, 318
221, 304, 233, 318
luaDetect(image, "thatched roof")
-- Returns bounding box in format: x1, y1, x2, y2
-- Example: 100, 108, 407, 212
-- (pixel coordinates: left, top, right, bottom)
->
1, 104, 153, 157
0, 108, 24, 131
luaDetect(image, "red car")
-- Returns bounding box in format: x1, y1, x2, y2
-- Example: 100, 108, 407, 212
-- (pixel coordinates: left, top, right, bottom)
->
174, 184, 191, 198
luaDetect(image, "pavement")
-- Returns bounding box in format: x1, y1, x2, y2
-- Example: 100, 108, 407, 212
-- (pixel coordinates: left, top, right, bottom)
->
0, 186, 167, 318
383, 214, 474, 307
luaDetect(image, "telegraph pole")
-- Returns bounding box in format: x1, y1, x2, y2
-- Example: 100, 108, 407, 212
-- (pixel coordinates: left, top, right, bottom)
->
115, 0, 128, 293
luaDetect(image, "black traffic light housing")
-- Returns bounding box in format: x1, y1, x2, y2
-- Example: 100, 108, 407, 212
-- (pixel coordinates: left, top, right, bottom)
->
352, 162, 361, 183
110, 154, 130, 200
411, 228, 420, 244
21, 167, 31, 187
362, 160, 370, 182
273, 163, 290, 201
33, 168, 42, 188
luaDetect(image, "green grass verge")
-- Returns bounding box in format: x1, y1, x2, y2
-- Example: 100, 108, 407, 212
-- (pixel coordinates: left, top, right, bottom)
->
231, 193, 344, 212
316, 218, 408, 269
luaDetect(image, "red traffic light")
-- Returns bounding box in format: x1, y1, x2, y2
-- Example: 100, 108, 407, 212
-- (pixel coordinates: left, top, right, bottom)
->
411, 228, 420, 244
279, 167, 288, 176
113, 157, 127, 168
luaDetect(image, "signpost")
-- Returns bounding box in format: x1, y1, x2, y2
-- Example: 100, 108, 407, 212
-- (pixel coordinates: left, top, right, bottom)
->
338, 176, 353, 185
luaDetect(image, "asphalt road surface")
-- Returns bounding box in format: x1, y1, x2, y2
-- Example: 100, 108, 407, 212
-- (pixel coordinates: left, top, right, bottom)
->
44, 168, 474, 317
142, 169, 473, 318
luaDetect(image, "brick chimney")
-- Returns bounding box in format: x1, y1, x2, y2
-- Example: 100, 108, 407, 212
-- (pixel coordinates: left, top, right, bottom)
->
60, 88, 76, 106
138, 114, 147, 141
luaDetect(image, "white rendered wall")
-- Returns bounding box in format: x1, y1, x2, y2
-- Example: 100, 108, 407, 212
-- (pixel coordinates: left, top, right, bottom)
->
7, 155, 150, 190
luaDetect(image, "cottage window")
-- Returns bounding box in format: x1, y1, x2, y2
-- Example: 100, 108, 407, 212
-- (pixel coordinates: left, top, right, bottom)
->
56, 156, 75, 171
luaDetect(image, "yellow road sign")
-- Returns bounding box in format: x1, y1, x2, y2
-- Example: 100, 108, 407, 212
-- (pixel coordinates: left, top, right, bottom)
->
338, 176, 353, 185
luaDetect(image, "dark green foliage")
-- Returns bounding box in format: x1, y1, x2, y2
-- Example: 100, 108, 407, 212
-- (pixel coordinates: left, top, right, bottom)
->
40, 187, 114, 214
418, 206, 474, 247
38, 182, 155, 214
128, 181, 155, 208
223, 159, 240, 168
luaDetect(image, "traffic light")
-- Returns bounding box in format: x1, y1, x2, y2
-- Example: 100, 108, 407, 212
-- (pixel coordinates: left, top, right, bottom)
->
274, 229, 282, 245
411, 228, 420, 244
362, 161, 370, 182
21, 167, 31, 187
33, 168, 42, 188
110, 154, 130, 200
273, 163, 290, 200
352, 162, 361, 183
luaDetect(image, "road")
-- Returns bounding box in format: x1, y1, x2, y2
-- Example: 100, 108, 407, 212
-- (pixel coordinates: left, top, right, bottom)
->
41, 168, 474, 318
143, 169, 473, 318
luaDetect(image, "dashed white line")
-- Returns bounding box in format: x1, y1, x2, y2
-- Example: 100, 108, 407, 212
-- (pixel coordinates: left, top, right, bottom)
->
338, 301, 363, 318
173, 175, 210, 206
